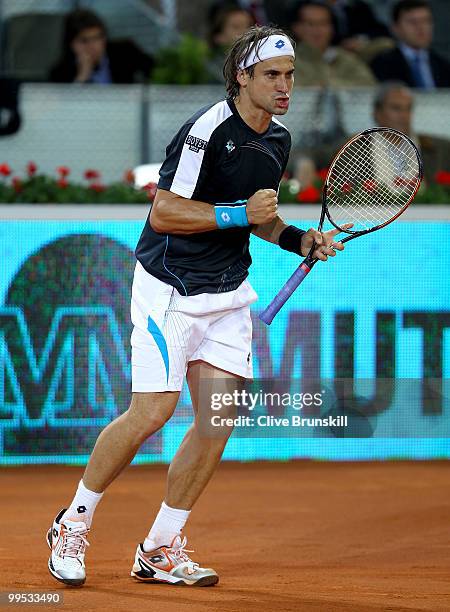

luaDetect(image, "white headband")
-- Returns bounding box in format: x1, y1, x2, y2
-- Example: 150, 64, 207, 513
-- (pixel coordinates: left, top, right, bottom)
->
238, 35, 295, 71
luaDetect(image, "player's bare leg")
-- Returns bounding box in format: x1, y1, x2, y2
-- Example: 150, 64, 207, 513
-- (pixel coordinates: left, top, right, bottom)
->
47, 392, 178, 586
131, 360, 239, 586
165, 360, 238, 509
83, 391, 179, 492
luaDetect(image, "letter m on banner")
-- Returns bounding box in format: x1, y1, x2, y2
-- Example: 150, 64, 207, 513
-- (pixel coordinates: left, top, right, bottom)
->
0, 307, 130, 429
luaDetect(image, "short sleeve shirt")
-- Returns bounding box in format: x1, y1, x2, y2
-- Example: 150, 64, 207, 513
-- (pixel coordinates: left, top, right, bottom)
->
135, 97, 291, 295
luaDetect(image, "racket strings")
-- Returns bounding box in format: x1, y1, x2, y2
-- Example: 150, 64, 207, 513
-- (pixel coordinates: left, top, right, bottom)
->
333, 149, 388, 226
332, 136, 412, 224
331, 146, 387, 228
333, 151, 397, 227
329, 134, 417, 228
326, 130, 421, 231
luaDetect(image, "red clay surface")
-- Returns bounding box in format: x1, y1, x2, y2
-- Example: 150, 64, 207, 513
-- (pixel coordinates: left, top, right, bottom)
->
1, 461, 449, 611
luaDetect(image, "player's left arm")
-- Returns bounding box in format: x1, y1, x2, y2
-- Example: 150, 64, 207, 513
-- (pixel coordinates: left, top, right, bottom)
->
251, 215, 345, 261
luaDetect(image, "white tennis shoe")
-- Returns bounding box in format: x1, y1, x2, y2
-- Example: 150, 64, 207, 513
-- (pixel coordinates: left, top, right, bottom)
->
131, 535, 218, 586
46, 508, 89, 586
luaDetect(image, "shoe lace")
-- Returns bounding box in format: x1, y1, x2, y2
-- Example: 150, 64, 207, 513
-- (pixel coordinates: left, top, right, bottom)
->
61, 525, 90, 559
170, 536, 199, 573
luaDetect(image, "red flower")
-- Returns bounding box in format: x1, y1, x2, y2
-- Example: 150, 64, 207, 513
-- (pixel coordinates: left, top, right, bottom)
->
296, 185, 321, 203
394, 176, 406, 187
143, 181, 157, 200
363, 179, 377, 193
123, 169, 135, 184
27, 161, 37, 177
57, 166, 70, 178
84, 169, 100, 181
57, 178, 69, 189
394, 176, 417, 188
317, 168, 328, 182
434, 170, 450, 186
341, 181, 353, 194
0, 163, 12, 177
89, 183, 106, 193
12, 177, 22, 192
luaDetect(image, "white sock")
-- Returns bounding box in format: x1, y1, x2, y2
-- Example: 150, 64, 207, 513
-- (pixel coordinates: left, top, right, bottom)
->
62, 479, 104, 528
143, 501, 191, 551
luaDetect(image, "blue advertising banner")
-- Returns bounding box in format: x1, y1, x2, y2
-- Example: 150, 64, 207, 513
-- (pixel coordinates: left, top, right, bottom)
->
0, 218, 449, 463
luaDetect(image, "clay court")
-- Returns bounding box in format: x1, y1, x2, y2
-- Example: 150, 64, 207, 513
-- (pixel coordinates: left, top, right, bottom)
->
1, 461, 449, 612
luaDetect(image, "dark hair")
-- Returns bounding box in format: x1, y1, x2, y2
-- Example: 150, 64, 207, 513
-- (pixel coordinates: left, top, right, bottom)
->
223, 25, 295, 98
62, 9, 107, 50
392, 0, 431, 22
289, 0, 334, 24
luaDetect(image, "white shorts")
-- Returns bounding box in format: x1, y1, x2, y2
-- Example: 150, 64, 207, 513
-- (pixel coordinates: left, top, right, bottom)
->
130, 261, 258, 392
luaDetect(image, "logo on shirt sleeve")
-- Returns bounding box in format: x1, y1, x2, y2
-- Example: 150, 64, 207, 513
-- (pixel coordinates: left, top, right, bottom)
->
185, 134, 208, 153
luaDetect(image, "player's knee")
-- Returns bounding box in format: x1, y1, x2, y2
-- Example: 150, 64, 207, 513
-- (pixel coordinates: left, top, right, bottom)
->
142, 414, 170, 439
127, 394, 174, 438
124, 409, 169, 441
192, 420, 232, 447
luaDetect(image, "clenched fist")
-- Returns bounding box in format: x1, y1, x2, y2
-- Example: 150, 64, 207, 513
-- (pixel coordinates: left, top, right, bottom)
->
246, 189, 278, 225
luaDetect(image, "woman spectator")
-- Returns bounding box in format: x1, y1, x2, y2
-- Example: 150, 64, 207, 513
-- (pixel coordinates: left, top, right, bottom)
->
49, 9, 154, 84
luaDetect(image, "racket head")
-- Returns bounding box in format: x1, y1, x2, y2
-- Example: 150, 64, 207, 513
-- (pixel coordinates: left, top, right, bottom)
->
323, 127, 423, 235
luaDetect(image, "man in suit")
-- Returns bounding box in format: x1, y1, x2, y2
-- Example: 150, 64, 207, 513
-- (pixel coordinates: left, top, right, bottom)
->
370, 0, 450, 89
49, 9, 153, 84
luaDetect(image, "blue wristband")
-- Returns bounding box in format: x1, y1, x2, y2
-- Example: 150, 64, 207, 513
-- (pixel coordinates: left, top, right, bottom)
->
214, 202, 249, 229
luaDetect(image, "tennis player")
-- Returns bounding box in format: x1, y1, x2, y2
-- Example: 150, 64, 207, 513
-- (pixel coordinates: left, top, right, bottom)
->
46, 25, 345, 587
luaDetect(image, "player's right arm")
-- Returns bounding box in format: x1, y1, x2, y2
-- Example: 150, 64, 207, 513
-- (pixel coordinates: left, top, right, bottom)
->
153, 112, 278, 234
150, 188, 278, 235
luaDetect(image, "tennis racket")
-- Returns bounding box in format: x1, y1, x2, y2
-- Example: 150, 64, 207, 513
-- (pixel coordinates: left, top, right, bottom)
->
259, 127, 423, 325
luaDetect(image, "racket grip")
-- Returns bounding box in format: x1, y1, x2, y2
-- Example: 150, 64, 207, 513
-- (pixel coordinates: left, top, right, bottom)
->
259, 262, 311, 325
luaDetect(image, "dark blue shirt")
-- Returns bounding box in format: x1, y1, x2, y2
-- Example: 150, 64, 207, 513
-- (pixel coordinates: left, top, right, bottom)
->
135, 98, 291, 296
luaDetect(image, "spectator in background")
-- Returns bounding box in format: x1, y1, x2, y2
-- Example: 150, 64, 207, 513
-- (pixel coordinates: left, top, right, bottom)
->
207, 2, 255, 82
49, 9, 154, 84
0, 78, 21, 136
370, 0, 450, 89
291, 82, 450, 186
327, 0, 390, 42
326, 0, 394, 62
290, 0, 376, 87
231, 0, 295, 27
233, 0, 268, 24
373, 82, 450, 183
208, 2, 255, 56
